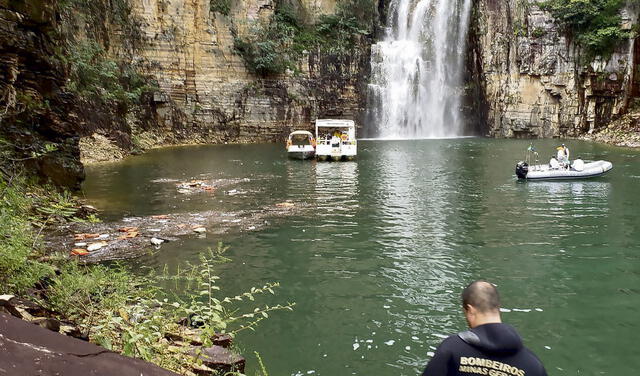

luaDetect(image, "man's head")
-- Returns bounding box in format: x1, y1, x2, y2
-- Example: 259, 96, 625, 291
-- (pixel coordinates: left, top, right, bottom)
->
461, 281, 502, 328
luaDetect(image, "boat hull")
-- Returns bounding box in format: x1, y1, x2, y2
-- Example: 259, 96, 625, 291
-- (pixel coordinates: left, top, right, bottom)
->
517, 160, 613, 180
288, 150, 315, 160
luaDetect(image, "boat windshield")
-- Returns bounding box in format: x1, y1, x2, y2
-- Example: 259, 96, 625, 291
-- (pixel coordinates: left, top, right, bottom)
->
291, 134, 311, 145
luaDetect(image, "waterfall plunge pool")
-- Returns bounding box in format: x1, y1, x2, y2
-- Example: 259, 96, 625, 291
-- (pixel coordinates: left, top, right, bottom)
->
83, 139, 640, 375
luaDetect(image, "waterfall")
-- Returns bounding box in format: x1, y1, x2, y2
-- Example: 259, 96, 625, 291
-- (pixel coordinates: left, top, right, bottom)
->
366, 0, 473, 139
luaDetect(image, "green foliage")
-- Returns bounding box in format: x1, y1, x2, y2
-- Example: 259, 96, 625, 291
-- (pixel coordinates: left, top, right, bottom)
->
255, 351, 270, 376
65, 41, 155, 109
531, 26, 546, 38
57, 0, 154, 109
45, 243, 294, 373
1, 173, 293, 373
0, 178, 54, 293
58, 0, 145, 51
539, 0, 634, 57
234, 3, 372, 76
210, 0, 232, 15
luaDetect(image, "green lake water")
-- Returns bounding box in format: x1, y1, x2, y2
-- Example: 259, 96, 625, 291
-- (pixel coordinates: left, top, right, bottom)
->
83, 139, 640, 375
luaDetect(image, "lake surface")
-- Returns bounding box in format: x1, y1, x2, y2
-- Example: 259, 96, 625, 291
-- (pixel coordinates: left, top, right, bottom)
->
84, 139, 640, 375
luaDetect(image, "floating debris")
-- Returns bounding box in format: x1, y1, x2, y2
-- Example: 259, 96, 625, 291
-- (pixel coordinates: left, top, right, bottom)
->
150, 237, 165, 246
192, 227, 207, 233
73, 233, 100, 241
151, 215, 169, 220
117, 231, 139, 240
150, 178, 180, 183
87, 241, 108, 251
176, 180, 216, 194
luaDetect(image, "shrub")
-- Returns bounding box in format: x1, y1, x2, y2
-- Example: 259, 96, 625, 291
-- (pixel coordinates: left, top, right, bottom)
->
540, 0, 633, 58
65, 41, 155, 109
210, 0, 232, 15
234, 3, 371, 76
0, 178, 53, 293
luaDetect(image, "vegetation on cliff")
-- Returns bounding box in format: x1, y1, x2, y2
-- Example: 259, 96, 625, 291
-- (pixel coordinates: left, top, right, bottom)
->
233, 0, 376, 76
58, 0, 156, 110
540, 0, 637, 58
64, 41, 154, 111
0, 0, 158, 188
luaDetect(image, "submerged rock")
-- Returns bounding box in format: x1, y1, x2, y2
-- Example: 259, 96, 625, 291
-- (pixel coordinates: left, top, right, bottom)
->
193, 345, 245, 375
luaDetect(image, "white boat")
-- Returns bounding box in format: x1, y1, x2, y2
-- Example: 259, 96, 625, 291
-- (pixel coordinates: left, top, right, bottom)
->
286, 130, 316, 160
315, 119, 357, 161
516, 159, 613, 180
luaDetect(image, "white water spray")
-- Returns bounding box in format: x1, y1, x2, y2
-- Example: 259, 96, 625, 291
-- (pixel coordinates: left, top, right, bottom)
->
367, 0, 473, 138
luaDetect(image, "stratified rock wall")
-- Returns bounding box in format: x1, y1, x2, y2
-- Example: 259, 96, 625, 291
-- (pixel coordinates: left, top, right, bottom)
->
0, 0, 85, 188
122, 0, 370, 145
472, 0, 640, 138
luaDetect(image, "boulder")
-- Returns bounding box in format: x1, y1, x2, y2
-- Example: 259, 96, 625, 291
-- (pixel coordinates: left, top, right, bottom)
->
193, 345, 245, 374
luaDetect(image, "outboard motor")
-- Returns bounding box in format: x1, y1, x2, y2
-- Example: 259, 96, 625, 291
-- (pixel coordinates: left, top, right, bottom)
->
515, 161, 529, 179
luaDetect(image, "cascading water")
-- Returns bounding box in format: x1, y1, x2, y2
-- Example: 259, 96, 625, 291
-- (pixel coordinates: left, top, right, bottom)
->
366, 0, 473, 138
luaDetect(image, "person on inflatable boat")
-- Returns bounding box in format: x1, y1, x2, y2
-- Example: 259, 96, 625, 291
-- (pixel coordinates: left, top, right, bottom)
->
556, 144, 570, 169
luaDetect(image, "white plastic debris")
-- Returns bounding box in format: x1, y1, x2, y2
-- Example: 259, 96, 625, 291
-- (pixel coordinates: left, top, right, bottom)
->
150, 238, 165, 246
87, 241, 108, 251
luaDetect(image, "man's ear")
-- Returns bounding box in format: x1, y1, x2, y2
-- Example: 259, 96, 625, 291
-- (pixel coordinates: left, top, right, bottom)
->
464, 304, 476, 315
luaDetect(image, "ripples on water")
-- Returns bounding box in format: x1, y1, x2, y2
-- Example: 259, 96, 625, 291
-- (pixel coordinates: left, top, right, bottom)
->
83, 139, 640, 375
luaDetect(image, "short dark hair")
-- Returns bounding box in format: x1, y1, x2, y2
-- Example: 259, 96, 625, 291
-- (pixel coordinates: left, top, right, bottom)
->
461, 281, 500, 313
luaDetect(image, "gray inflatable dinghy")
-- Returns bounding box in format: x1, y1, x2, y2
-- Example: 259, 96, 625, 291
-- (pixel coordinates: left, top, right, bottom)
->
516, 159, 613, 180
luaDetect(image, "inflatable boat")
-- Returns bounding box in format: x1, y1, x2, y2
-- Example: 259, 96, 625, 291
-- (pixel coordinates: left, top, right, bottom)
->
516, 159, 613, 180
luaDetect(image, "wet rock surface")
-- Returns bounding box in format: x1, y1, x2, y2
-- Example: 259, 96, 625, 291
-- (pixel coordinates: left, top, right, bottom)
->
1, 293, 246, 375
0, 313, 179, 376
193, 345, 246, 375
0, 295, 87, 341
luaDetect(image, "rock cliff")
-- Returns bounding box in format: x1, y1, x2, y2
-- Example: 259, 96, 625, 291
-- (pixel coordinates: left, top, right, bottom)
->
0, 0, 85, 188
121, 0, 371, 146
471, 0, 640, 138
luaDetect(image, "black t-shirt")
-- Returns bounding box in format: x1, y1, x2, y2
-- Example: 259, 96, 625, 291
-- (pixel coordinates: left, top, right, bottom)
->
422, 323, 547, 376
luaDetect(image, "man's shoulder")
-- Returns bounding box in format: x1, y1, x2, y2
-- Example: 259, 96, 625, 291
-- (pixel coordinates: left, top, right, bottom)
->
434, 333, 468, 352
519, 346, 547, 369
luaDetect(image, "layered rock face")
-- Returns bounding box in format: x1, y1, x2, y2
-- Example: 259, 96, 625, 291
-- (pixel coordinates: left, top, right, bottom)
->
124, 0, 370, 145
0, 0, 85, 187
472, 0, 640, 138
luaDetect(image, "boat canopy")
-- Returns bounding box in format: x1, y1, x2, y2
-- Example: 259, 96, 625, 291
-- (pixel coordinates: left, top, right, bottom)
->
289, 130, 314, 138
315, 119, 356, 139
315, 119, 355, 128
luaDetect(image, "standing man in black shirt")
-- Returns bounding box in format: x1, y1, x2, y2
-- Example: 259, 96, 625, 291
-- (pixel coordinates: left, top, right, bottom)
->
421, 281, 547, 376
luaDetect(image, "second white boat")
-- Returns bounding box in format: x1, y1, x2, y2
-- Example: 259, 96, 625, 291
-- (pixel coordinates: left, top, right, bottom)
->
286, 131, 316, 160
